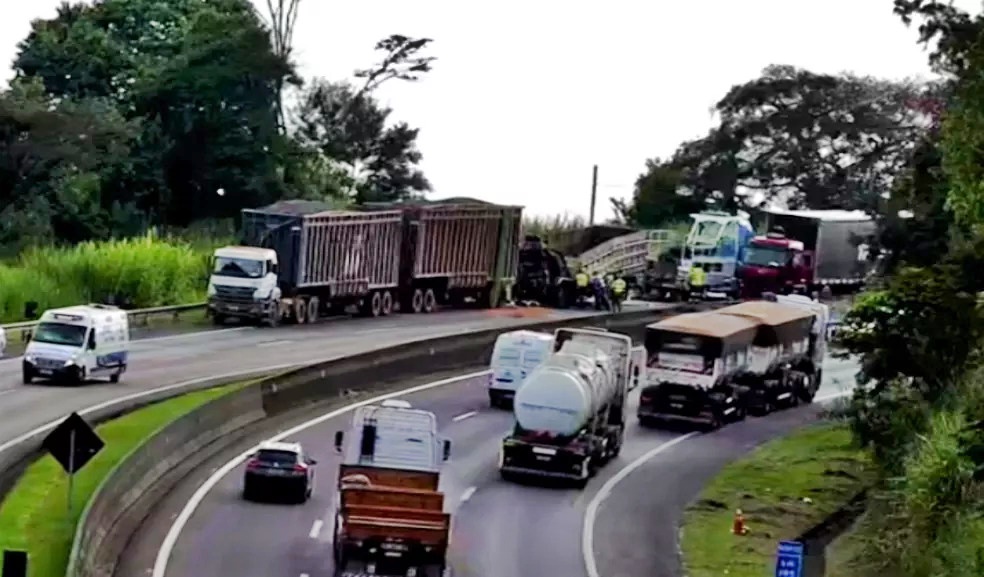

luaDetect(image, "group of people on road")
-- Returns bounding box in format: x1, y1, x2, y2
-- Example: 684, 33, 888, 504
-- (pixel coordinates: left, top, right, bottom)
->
574, 269, 628, 312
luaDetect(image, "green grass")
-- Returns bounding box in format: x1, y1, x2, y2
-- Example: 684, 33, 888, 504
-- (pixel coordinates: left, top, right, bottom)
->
681, 423, 874, 577
0, 381, 247, 577
0, 230, 231, 323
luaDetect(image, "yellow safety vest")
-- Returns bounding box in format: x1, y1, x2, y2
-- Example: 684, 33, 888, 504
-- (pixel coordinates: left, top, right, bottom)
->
612, 278, 627, 294
689, 267, 706, 287
575, 273, 589, 287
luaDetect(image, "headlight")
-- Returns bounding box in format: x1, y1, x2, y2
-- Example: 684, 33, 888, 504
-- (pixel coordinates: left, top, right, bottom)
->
64, 359, 75, 366
24, 354, 35, 363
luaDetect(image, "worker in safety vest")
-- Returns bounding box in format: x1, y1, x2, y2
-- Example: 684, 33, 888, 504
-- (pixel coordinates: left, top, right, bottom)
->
688, 264, 707, 302
611, 275, 627, 312
574, 269, 590, 307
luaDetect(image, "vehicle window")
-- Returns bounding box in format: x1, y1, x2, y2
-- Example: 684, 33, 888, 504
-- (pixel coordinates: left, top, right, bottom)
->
256, 449, 297, 464
87, 331, 97, 349
213, 257, 264, 278
744, 246, 790, 267
33, 322, 87, 347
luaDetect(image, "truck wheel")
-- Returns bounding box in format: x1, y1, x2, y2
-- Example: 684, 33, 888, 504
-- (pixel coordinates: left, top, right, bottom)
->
411, 289, 425, 313
293, 298, 307, 324
370, 291, 383, 317
380, 291, 393, 316
109, 372, 121, 384
265, 304, 280, 327
306, 297, 319, 324
423, 289, 437, 313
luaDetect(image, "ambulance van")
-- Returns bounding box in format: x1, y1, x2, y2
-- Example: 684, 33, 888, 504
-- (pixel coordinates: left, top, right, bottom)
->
488, 330, 554, 408
23, 304, 130, 384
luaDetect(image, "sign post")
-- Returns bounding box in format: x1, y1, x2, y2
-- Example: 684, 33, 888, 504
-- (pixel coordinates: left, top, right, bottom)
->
41, 413, 104, 523
774, 540, 804, 577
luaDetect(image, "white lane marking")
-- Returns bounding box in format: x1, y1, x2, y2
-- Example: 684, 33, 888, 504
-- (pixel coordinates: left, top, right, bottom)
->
257, 340, 292, 348
300, 573, 309, 577
580, 387, 857, 577
153, 370, 491, 577
459, 486, 477, 504
308, 519, 323, 539
0, 362, 302, 457
452, 411, 477, 422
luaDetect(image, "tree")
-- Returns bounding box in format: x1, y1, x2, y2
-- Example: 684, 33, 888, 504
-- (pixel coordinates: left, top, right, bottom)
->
353, 35, 436, 100
297, 79, 429, 202
259, 0, 302, 131
611, 158, 704, 227
674, 65, 938, 212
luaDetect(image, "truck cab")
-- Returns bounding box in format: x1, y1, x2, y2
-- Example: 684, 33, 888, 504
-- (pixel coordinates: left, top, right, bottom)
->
736, 230, 810, 299
206, 246, 281, 325
330, 400, 452, 576
676, 212, 755, 298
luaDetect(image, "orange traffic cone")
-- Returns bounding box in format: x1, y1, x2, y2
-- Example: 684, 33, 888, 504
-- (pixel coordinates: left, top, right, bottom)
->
732, 508, 749, 535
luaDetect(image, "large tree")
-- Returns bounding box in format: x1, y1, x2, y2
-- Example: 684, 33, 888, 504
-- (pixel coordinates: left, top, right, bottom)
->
611, 158, 704, 227
674, 64, 938, 212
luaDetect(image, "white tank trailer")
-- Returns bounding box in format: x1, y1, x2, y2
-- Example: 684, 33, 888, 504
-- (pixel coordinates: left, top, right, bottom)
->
499, 327, 631, 488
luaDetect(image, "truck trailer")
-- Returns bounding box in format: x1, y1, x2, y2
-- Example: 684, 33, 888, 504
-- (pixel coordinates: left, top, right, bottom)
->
330, 399, 452, 577
206, 199, 522, 325
499, 327, 632, 488
737, 209, 875, 299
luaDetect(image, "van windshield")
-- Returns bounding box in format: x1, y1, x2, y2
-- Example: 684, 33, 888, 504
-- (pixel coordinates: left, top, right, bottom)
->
33, 322, 87, 347
213, 257, 264, 278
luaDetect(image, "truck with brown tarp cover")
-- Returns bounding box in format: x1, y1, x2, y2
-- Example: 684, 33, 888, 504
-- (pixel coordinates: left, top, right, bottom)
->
638, 311, 759, 430
330, 399, 452, 576
206, 199, 522, 325
716, 300, 822, 415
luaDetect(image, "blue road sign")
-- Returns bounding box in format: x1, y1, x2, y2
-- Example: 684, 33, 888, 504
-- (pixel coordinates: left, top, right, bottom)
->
774, 540, 804, 577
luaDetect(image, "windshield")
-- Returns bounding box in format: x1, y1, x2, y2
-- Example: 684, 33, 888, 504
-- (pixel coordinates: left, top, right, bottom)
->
32, 322, 87, 347
745, 245, 790, 267
255, 449, 297, 464
213, 256, 264, 278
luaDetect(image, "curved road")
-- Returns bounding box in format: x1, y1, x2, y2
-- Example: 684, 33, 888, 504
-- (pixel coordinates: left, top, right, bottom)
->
155, 354, 858, 577
0, 306, 657, 454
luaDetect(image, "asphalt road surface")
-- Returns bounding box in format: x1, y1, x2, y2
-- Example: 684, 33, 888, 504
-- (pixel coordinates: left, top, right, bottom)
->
156, 354, 859, 577
0, 305, 659, 455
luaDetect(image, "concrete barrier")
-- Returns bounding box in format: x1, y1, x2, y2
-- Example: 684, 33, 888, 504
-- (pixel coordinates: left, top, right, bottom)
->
65, 303, 718, 577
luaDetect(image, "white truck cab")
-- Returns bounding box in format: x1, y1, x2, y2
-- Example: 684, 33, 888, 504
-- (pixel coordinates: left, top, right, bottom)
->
206, 246, 281, 325
23, 304, 129, 384
488, 330, 555, 408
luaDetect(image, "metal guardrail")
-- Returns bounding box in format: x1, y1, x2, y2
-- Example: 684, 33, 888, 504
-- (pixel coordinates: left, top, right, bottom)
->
0, 303, 206, 344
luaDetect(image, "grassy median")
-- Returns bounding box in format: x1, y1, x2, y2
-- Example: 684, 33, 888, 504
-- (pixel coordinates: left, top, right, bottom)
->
681, 422, 874, 577
0, 381, 248, 577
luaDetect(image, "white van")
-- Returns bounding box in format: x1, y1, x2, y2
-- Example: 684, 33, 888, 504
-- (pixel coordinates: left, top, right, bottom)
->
23, 304, 130, 384
488, 330, 555, 408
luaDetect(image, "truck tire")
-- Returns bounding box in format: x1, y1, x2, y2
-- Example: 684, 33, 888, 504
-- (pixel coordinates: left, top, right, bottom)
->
411, 288, 425, 313
306, 297, 319, 324
293, 298, 307, 324
423, 288, 437, 313
370, 291, 383, 317
380, 291, 394, 315
265, 304, 280, 327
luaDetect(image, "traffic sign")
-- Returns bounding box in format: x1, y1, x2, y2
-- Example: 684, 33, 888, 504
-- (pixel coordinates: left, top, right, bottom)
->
2, 550, 27, 577
42, 412, 104, 475
774, 540, 804, 577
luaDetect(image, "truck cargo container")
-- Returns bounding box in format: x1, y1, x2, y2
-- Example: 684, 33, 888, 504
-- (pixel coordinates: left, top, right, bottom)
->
638, 311, 756, 430
716, 300, 821, 414
331, 399, 452, 577
206, 199, 522, 325
499, 327, 632, 488
738, 209, 874, 299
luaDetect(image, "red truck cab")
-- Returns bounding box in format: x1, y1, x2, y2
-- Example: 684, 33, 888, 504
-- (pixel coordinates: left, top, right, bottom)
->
737, 231, 811, 299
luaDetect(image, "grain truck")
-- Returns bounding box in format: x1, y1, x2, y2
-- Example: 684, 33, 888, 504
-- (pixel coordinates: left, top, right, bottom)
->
206, 199, 522, 326
499, 327, 632, 488
330, 399, 452, 577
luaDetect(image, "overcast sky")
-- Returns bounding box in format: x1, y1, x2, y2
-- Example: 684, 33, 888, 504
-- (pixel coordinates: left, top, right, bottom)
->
2, 1, 979, 220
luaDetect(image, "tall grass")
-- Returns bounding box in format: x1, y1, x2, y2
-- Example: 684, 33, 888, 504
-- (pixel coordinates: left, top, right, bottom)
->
0, 232, 224, 323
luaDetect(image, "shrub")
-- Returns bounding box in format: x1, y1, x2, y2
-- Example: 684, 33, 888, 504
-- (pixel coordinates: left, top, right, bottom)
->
0, 232, 222, 323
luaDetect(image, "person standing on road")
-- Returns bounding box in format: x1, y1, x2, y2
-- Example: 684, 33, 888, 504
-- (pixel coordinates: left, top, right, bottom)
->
688, 264, 706, 302
611, 274, 627, 313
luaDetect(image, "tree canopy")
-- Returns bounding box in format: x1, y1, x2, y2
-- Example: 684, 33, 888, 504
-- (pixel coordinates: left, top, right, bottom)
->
0, 0, 435, 246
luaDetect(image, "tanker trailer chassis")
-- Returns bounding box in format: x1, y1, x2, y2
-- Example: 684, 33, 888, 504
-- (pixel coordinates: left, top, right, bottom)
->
498, 424, 624, 488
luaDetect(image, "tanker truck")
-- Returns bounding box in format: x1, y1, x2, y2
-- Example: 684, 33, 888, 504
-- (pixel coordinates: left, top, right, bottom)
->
206, 199, 522, 326
499, 327, 632, 488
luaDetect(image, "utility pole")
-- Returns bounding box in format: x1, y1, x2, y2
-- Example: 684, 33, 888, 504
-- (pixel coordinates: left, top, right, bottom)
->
589, 164, 598, 226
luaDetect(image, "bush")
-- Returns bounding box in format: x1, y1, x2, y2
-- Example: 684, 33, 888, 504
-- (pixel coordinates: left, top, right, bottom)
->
0, 232, 223, 323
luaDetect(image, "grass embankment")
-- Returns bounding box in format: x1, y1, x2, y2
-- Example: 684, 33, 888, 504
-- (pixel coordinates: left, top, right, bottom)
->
0, 381, 246, 577
681, 423, 874, 577
0, 232, 229, 323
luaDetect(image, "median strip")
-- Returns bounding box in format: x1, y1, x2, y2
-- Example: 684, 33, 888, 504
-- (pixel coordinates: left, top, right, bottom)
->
0, 381, 248, 577
680, 422, 873, 577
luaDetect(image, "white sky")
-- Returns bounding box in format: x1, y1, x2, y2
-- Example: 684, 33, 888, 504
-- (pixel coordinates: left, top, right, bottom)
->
2, 0, 980, 221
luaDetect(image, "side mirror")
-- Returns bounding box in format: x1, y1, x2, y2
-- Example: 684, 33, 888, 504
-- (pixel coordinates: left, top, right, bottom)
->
442, 439, 452, 461
334, 431, 344, 453
631, 366, 640, 390
306, 457, 318, 465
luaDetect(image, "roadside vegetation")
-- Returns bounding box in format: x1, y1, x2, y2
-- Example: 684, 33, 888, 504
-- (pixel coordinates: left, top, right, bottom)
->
0, 381, 247, 577
681, 423, 872, 577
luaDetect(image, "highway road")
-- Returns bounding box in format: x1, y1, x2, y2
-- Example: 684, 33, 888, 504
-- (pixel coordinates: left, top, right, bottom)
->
152, 353, 859, 577
0, 305, 658, 457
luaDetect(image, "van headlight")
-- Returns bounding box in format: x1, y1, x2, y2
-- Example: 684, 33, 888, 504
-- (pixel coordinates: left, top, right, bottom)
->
24, 354, 36, 363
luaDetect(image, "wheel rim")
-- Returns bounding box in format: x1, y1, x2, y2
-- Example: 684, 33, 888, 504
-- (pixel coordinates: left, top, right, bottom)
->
295, 300, 306, 323
382, 292, 393, 315
371, 292, 382, 316
308, 299, 318, 323
412, 290, 424, 313
424, 290, 436, 312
